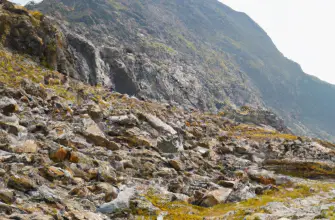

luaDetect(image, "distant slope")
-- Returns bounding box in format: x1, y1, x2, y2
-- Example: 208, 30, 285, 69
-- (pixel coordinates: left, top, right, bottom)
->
29, 0, 335, 142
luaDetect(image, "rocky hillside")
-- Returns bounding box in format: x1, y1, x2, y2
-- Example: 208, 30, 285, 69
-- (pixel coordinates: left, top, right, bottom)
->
1, 1, 335, 219
25, 0, 335, 142
1, 3, 335, 218
1, 43, 335, 220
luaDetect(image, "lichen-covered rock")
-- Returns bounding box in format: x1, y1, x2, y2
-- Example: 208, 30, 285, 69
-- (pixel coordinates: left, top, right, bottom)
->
0, 189, 15, 204
7, 175, 36, 192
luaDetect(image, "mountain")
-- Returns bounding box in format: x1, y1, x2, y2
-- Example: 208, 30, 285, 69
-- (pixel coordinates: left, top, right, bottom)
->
25, 0, 335, 143
1, 1, 335, 219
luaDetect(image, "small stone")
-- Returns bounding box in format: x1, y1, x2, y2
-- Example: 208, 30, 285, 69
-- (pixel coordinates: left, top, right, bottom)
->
157, 136, 183, 153
49, 146, 70, 162
0, 189, 15, 204
169, 159, 184, 171
0, 97, 18, 116
0, 168, 6, 176
14, 140, 38, 153
195, 146, 209, 155
8, 175, 36, 192
69, 151, 79, 163
21, 78, 47, 99
218, 180, 236, 188
106, 140, 120, 151
109, 114, 139, 126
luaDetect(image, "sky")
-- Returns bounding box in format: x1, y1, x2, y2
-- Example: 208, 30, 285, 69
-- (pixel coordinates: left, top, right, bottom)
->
11, 0, 335, 85
221, 0, 335, 85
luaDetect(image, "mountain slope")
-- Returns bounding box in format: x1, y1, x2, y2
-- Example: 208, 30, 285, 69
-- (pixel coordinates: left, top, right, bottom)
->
28, 0, 335, 142
1, 2, 335, 219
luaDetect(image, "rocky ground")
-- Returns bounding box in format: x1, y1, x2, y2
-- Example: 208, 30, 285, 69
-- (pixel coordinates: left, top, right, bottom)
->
0, 48, 334, 220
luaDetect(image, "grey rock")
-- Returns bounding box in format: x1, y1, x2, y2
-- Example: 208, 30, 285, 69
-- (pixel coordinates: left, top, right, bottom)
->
97, 186, 135, 214
157, 136, 183, 153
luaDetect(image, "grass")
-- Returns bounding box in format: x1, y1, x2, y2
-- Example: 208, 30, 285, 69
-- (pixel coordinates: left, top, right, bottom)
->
145, 41, 177, 55
226, 124, 298, 141
265, 160, 335, 178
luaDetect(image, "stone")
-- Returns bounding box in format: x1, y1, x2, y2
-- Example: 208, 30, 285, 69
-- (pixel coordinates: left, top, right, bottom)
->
21, 79, 47, 99
105, 140, 120, 151
157, 136, 183, 153
34, 185, 61, 203
13, 140, 38, 153
169, 159, 184, 171
69, 151, 80, 163
216, 144, 234, 154
0, 115, 27, 137
97, 186, 135, 214
226, 184, 256, 202
65, 210, 104, 220
200, 188, 232, 207
87, 103, 103, 121
0, 130, 10, 148
0, 97, 18, 116
95, 183, 119, 202
109, 114, 139, 126
81, 116, 107, 146
217, 180, 236, 188
49, 146, 70, 162
139, 112, 177, 135
195, 146, 209, 155
7, 175, 36, 192
80, 116, 119, 149
129, 197, 159, 216
199, 138, 219, 149
0, 189, 15, 204
44, 166, 73, 180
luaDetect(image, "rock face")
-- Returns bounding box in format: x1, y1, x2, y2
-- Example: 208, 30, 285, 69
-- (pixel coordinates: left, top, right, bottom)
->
25, 0, 335, 142
0, 0, 77, 77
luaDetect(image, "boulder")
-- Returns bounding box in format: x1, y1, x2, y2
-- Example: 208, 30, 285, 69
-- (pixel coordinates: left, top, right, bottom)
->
200, 188, 232, 207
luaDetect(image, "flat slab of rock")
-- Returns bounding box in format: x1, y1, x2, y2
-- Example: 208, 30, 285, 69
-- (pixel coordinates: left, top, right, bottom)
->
139, 113, 177, 135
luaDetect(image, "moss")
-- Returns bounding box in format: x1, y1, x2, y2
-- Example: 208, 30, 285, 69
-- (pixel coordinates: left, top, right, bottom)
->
145, 41, 177, 55
139, 183, 334, 219
107, 0, 126, 10
29, 10, 44, 21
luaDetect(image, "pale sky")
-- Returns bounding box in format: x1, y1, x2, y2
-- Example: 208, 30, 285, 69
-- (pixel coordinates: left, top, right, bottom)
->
12, 0, 335, 84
